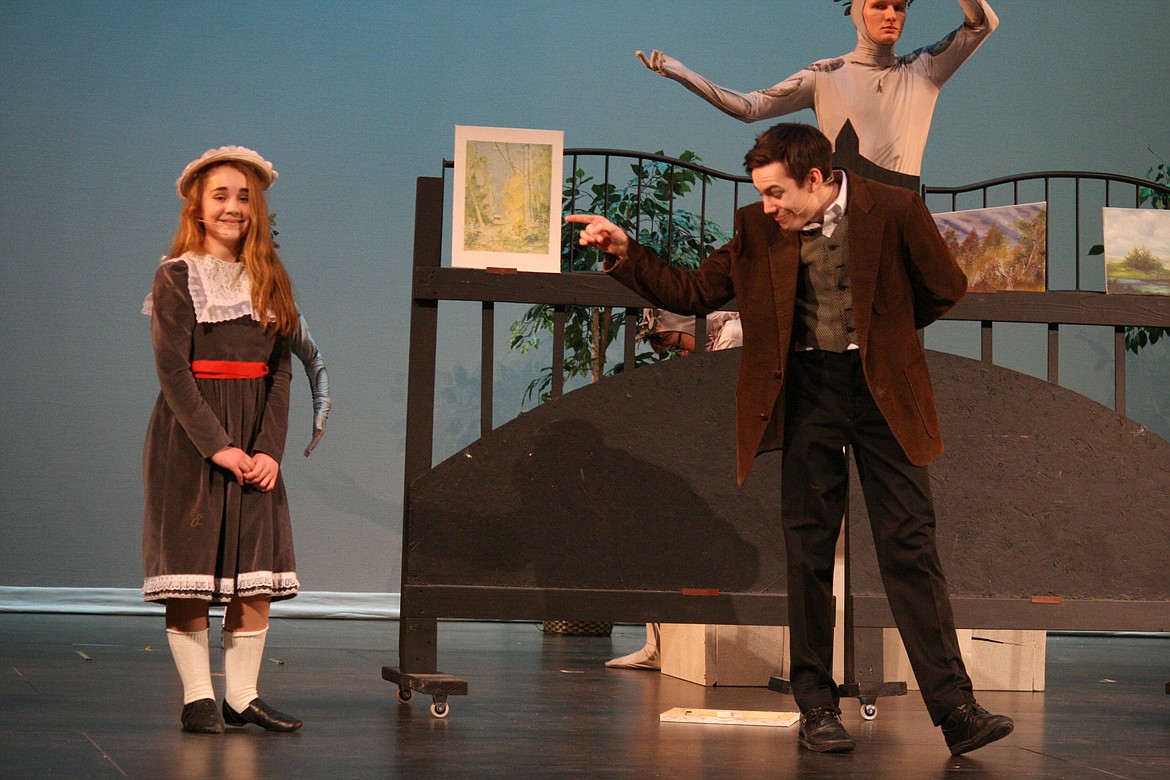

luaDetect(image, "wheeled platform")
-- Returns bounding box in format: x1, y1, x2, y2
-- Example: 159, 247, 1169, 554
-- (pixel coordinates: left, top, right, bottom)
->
382, 666, 468, 719
769, 676, 908, 721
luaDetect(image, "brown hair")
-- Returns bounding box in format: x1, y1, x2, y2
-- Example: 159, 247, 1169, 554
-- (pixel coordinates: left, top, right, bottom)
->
169, 162, 298, 335
743, 123, 833, 183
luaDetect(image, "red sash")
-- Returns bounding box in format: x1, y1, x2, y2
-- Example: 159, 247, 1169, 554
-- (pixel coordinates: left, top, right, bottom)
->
191, 360, 269, 379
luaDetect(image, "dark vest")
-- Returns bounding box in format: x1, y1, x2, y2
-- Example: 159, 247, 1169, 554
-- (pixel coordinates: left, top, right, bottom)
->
792, 213, 856, 352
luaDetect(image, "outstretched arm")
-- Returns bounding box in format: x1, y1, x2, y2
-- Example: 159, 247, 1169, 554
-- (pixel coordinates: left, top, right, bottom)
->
919, 0, 999, 88
289, 314, 331, 456
959, 0, 998, 27
565, 213, 630, 259
635, 49, 815, 123
569, 212, 737, 316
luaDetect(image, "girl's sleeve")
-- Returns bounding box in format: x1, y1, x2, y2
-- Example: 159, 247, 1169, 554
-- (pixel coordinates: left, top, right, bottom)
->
253, 332, 292, 463
150, 261, 233, 458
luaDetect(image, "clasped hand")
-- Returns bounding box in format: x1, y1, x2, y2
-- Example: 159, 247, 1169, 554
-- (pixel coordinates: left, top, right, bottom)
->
211, 446, 279, 492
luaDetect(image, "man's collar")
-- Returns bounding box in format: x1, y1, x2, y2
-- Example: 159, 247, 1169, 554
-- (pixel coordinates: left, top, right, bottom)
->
801, 170, 848, 236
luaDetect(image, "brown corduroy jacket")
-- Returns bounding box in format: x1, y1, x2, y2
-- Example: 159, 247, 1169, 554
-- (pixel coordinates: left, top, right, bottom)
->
606, 170, 967, 485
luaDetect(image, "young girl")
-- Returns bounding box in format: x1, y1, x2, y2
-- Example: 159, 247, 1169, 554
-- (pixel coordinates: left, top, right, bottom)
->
142, 146, 303, 733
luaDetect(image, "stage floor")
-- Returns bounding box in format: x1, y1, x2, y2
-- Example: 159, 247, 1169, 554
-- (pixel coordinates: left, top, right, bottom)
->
1, 614, 1167, 778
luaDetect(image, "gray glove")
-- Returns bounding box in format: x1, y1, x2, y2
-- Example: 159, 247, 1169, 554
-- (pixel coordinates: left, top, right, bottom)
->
289, 314, 331, 456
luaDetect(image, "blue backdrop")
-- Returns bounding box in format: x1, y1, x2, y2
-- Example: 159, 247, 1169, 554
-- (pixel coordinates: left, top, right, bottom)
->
2, 0, 1167, 596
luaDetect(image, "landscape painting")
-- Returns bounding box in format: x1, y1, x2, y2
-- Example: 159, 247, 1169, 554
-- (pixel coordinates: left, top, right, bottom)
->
452, 125, 563, 273
933, 202, 1047, 292
1103, 207, 1170, 296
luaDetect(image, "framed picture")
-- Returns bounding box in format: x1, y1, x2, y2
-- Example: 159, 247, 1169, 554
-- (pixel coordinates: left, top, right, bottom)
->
451, 125, 564, 273
1103, 207, 1170, 295
932, 202, 1047, 292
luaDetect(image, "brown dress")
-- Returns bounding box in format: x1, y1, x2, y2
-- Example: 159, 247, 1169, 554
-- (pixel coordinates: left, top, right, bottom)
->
142, 254, 298, 603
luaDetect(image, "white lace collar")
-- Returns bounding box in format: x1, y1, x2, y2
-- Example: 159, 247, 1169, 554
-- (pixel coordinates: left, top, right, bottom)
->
141, 252, 263, 324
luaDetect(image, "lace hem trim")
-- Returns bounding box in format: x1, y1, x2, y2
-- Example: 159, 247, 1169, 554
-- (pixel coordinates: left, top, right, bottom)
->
142, 571, 300, 602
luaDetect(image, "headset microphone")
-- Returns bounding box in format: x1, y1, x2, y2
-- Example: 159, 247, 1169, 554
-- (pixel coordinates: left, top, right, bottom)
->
793, 190, 812, 218
789, 184, 816, 222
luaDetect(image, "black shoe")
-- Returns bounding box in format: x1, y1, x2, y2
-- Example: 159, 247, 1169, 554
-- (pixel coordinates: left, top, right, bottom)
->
941, 702, 1013, 755
181, 698, 224, 733
223, 698, 303, 732
798, 707, 855, 753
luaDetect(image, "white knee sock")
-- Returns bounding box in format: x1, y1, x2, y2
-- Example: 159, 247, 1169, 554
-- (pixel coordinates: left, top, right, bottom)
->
223, 628, 267, 712
166, 628, 215, 704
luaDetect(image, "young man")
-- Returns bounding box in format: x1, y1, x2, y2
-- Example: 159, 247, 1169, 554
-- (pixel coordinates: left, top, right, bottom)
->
567, 123, 1013, 756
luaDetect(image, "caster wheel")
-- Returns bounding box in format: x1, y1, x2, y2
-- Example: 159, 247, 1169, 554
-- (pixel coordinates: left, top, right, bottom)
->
396, 688, 413, 704
430, 700, 449, 718
861, 702, 877, 720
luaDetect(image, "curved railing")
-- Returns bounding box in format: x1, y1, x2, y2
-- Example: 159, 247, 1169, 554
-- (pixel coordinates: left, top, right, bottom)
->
922, 170, 1170, 414
424, 153, 1170, 419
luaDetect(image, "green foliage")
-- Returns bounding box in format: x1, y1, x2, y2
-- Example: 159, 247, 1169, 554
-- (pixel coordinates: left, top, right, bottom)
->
509, 152, 731, 406
1139, 160, 1170, 210
1087, 154, 1170, 352
1127, 325, 1166, 352
1122, 246, 1164, 274
1126, 153, 1170, 353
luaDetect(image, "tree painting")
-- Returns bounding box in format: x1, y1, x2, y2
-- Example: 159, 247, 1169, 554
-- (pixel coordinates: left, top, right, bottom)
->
934, 202, 1047, 292
463, 141, 553, 255
1103, 207, 1170, 296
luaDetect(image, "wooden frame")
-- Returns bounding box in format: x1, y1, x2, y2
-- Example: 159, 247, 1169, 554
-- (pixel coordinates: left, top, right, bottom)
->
385, 155, 1170, 715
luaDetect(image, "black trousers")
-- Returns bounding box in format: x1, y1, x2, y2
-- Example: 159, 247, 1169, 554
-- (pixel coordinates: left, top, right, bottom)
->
780, 349, 973, 725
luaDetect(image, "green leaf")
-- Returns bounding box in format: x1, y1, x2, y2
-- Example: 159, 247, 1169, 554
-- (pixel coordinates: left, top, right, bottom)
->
511, 151, 732, 405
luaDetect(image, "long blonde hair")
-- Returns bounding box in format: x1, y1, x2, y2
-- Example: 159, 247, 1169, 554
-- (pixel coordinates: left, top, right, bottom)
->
169, 162, 298, 335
